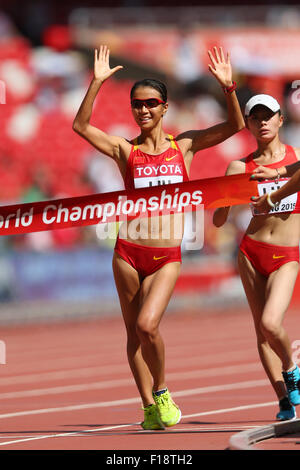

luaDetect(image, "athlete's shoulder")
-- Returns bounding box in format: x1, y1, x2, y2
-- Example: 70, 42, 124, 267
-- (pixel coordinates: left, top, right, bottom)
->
225, 159, 246, 176
126, 136, 138, 146
292, 146, 300, 161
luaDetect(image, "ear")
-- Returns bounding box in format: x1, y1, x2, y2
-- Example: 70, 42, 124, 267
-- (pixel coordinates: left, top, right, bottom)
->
162, 102, 168, 116
278, 114, 284, 128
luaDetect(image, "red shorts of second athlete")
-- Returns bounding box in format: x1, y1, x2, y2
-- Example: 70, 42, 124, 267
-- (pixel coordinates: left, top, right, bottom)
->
239, 235, 299, 278
114, 237, 181, 280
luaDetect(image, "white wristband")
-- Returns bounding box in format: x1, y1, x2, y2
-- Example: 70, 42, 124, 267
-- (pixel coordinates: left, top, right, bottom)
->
267, 192, 275, 208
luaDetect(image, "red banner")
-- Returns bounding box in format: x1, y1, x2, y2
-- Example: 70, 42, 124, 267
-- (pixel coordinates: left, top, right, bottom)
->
0, 173, 257, 236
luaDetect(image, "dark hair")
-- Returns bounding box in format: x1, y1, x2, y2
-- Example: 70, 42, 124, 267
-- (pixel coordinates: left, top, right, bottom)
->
130, 78, 167, 103
248, 105, 282, 117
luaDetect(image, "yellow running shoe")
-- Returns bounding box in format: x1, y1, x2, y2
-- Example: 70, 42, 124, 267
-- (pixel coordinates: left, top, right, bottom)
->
153, 388, 181, 427
141, 404, 165, 430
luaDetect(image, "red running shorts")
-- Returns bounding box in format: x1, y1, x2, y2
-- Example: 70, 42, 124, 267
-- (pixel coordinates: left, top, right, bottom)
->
239, 235, 299, 278
114, 237, 181, 280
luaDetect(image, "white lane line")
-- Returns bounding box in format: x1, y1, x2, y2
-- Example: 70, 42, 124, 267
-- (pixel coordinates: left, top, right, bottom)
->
0, 364, 129, 386
0, 348, 256, 386
0, 378, 269, 420
0, 401, 277, 447
0, 362, 262, 400
0, 423, 139, 447
182, 400, 277, 419
0, 425, 259, 440
0, 378, 136, 400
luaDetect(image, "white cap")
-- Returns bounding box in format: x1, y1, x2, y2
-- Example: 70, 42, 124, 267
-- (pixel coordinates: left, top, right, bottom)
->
244, 94, 280, 116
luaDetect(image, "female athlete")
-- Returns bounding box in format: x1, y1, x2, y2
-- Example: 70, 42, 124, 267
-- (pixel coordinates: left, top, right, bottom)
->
213, 94, 300, 421
73, 45, 244, 430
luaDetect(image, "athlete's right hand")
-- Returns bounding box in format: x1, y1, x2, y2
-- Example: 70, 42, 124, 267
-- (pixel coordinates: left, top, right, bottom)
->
94, 45, 123, 82
250, 194, 270, 213
250, 165, 278, 180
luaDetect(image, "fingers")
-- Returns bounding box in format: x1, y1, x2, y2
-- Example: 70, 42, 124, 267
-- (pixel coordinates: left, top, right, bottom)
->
95, 45, 109, 63
100, 45, 108, 62
214, 46, 221, 63
250, 173, 261, 179
207, 49, 217, 69
208, 46, 227, 66
208, 63, 217, 76
111, 65, 124, 75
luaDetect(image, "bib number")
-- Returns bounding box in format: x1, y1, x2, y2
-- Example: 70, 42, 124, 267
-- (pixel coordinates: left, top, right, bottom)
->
252, 179, 297, 215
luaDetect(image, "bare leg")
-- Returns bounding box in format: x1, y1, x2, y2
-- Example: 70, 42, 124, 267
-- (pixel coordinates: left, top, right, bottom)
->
137, 261, 181, 392
113, 253, 181, 406
238, 251, 287, 399
261, 261, 299, 371
112, 253, 154, 407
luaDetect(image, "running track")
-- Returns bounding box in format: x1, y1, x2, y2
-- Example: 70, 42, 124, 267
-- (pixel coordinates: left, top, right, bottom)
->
0, 306, 299, 452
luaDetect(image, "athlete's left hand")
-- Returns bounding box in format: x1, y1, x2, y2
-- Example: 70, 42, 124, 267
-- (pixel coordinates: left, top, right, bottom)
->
207, 46, 232, 88
250, 194, 270, 214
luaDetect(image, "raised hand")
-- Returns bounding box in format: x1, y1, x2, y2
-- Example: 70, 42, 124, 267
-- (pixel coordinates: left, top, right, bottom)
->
94, 45, 123, 82
208, 46, 232, 88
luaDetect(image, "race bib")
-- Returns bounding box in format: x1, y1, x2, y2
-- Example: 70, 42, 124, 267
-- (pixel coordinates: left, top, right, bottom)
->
133, 163, 184, 188
251, 179, 298, 216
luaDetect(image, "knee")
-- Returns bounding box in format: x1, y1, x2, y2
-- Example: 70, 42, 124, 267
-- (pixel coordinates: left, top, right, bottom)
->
260, 317, 281, 339
136, 318, 157, 343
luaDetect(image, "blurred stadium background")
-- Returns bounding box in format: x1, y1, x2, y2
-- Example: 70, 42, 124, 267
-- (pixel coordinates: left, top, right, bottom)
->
0, 0, 300, 324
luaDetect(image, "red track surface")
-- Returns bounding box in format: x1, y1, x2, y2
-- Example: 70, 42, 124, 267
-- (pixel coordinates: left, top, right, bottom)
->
0, 306, 299, 452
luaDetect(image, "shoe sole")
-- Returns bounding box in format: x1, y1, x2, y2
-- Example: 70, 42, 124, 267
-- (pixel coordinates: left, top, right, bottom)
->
141, 423, 165, 430
276, 409, 297, 421
276, 416, 297, 421
162, 409, 182, 427
141, 416, 165, 430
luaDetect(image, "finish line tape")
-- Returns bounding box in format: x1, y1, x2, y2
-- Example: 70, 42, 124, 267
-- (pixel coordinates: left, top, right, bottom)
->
0, 173, 257, 236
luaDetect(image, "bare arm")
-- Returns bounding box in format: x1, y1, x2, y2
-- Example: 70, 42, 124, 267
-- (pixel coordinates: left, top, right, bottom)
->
72, 45, 126, 161
250, 148, 300, 180
251, 147, 300, 212
177, 47, 245, 155
271, 168, 300, 203
285, 159, 300, 177
252, 167, 300, 213
212, 160, 245, 227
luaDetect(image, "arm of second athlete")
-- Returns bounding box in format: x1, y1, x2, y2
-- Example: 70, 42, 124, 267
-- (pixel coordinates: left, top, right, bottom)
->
251, 159, 300, 180
252, 165, 300, 211
269, 168, 300, 205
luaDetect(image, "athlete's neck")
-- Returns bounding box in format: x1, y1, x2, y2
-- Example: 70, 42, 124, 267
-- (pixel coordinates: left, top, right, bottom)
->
253, 135, 286, 163
137, 126, 169, 153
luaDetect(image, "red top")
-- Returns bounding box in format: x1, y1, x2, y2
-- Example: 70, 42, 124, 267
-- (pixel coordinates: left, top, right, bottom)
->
123, 134, 189, 190
245, 144, 297, 172
245, 144, 300, 215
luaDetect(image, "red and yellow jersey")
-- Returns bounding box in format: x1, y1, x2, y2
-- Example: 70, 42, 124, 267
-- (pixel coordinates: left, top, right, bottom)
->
245, 144, 300, 215
123, 134, 189, 190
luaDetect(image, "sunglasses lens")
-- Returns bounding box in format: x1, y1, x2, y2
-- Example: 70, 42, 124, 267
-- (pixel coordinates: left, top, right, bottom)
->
131, 100, 141, 109
131, 99, 163, 109
146, 99, 159, 108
